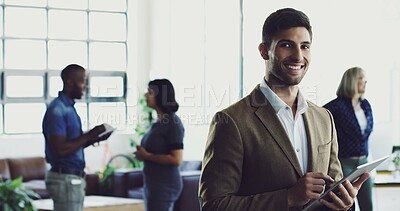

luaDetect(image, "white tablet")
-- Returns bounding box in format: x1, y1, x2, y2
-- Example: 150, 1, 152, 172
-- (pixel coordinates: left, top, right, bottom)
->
303, 155, 390, 211
98, 123, 115, 137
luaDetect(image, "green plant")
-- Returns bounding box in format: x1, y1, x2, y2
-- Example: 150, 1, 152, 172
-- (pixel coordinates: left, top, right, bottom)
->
0, 177, 40, 211
97, 94, 152, 195
391, 146, 400, 171
97, 153, 144, 195
130, 95, 153, 149
97, 165, 116, 195
392, 152, 400, 170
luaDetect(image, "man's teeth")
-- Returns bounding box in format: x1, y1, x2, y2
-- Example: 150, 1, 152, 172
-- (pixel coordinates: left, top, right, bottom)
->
287, 65, 301, 70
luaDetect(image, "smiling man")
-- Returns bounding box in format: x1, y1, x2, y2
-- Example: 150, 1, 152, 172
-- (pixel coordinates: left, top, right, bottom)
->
199, 8, 369, 211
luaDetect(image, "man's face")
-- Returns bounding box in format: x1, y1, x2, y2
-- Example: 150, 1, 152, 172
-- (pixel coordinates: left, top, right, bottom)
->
262, 27, 311, 85
69, 70, 86, 99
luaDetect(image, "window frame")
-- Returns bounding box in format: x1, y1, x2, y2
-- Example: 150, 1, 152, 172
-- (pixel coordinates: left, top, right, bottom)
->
0, 1, 129, 134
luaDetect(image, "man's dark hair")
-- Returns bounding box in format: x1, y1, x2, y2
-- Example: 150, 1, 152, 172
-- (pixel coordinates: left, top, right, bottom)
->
61, 64, 85, 82
262, 8, 312, 47
148, 79, 179, 114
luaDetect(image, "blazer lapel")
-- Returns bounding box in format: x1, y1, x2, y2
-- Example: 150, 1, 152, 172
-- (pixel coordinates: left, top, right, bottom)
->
302, 106, 317, 172
249, 86, 303, 177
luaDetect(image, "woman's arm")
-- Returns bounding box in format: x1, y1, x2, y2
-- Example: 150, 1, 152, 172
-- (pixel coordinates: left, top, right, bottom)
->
135, 146, 183, 166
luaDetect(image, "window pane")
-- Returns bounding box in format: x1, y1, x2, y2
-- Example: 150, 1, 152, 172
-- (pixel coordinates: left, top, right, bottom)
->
89, 0, 126, 12
89, 102, 126, 130
89, 12, 126, 41
90, 76, 124, 97
5, 40, 46, 69
0, 105, 3, 134
0, 9, 3, 35
5, 0, 46, 7
48, 41, 88, 70
6, 76, 43, 97
5, 7, 46, 38
48, 0, 88, 10
49, 76, 63, 98
4, 103, 46, 133
89, 42, 126, 71
49, 10, 88, 40
75, 102, 88, 131
0, 41, 3, 68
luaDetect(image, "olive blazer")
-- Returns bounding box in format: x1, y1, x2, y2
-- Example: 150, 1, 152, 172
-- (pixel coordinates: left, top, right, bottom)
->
199, 85, 343, 211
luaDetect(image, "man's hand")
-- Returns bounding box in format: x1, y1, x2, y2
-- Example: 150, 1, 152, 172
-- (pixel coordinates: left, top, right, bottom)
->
86, 124, 113, 147
320, 172, 370, 210
91, 131, 113, 146
288, 172, 334, 207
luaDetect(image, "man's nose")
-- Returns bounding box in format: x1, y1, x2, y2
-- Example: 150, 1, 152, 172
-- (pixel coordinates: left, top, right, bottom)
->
290, 47, 303, 61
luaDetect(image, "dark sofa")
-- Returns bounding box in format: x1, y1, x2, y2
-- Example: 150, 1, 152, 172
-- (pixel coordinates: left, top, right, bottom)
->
0, 156, 99, 198
112, 160, 202, 211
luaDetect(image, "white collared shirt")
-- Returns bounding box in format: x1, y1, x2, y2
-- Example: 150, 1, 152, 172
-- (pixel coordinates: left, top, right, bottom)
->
260, 79, 309, 175
355, 109, 367, 135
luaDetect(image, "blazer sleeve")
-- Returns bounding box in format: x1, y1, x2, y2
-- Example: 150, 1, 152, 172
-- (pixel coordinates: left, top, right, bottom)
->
199, 111, 290, 211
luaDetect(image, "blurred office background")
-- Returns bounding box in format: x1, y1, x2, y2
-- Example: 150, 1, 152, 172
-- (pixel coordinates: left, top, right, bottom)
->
0, 0, 399, 172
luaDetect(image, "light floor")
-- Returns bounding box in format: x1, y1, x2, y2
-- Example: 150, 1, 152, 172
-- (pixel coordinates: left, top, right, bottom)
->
353, 186, 400, 211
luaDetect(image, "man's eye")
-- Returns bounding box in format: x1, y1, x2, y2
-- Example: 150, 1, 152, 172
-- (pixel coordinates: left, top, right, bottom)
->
302, 44, 311, 49
281, 43, 291, 48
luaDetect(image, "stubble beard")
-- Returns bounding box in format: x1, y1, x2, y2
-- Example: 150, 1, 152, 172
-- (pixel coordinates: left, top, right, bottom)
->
270, 60, 305, 86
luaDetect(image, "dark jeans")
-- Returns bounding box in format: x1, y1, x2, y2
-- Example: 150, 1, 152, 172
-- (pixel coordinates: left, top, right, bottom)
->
340, 157, 373, 211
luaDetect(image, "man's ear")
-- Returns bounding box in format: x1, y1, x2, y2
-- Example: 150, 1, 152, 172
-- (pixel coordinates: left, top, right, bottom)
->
65, 79, 73, 87
258, 43, 269, 60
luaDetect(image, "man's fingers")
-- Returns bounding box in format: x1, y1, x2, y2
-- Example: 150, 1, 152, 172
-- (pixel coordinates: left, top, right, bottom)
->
307, 172, 334, 183
352, 173, 370, 189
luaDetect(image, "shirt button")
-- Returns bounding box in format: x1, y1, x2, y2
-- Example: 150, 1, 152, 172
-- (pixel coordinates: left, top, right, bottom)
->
286, 107, 290, 110
296, 148, 300, 152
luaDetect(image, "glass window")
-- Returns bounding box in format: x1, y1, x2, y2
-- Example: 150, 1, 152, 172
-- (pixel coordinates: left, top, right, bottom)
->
5, 40, 46, 69
48, 10, 88, 40
48, 41, 88, 70
0, 1, 128, 134
4, 0, 46, 7
75, 102, 88, 131
89, 102, 126, 130
89, 12, 126, 41
89, 0, 126, 12
0, 6, 2, 68
0, 9, 3, 36
5, 7, 47, 38
48, 0, 88, 10
0, 41, 3, 68
4, 103, 46, 133
49, 75, 63, 98
89, 42, 126, 71
0, 105, 3, 133
6, 76, 44, 98
90, 76, 124, 97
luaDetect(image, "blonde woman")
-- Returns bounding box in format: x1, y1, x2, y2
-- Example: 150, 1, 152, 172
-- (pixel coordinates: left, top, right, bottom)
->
324, 67, 374, 211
